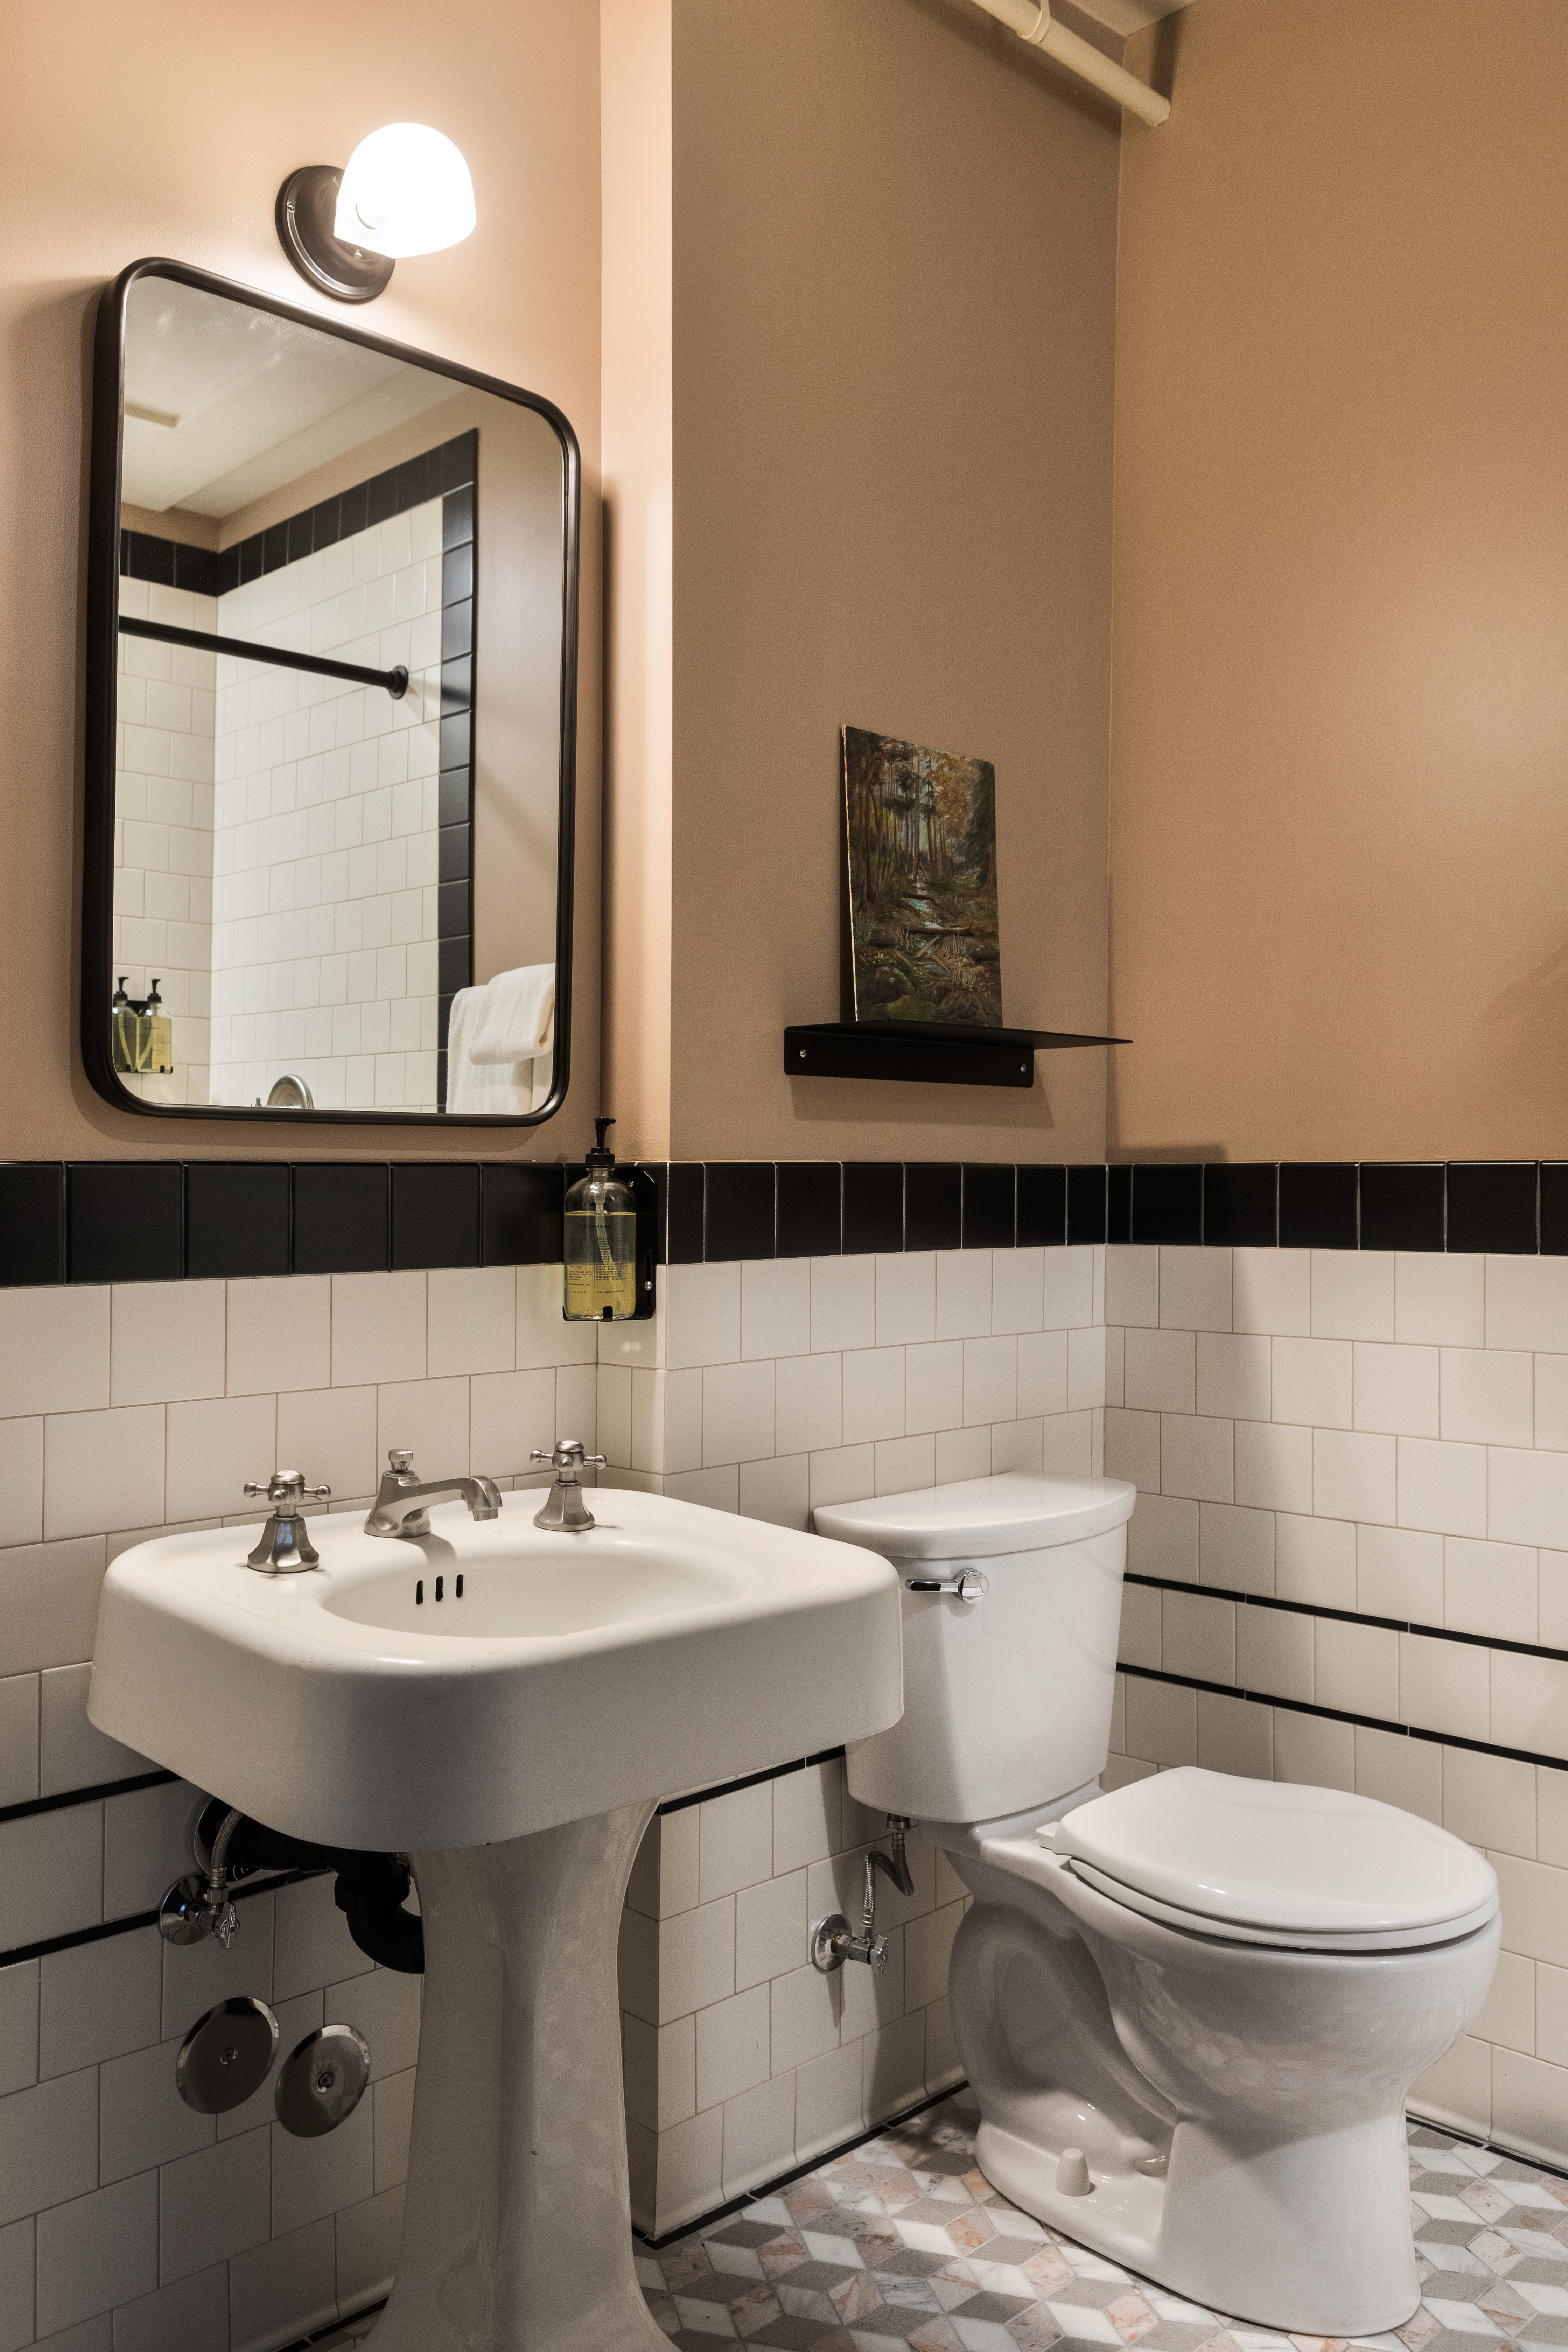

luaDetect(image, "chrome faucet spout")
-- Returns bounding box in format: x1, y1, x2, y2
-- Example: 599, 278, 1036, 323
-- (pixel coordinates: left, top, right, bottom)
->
364, 1449, 504, 1540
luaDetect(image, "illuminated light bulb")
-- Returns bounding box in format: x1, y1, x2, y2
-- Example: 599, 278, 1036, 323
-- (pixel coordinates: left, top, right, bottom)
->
333, 124, 476, 259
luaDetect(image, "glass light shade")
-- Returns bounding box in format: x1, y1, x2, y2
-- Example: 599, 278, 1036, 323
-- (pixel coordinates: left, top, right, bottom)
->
333, 124, 476, 259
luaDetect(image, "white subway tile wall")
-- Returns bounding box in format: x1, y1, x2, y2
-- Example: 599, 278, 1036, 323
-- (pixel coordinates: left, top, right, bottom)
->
1104, 1241, 1568, 2171
209, 504, 446, 1114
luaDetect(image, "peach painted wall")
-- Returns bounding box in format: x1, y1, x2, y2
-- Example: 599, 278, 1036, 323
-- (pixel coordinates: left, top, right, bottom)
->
0, 0, 601, 1163
1110, 0, 1568, 1163
657, 0, 1121, 1163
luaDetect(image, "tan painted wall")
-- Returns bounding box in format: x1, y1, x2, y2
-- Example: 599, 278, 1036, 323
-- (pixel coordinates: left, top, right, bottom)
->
1, 0, 600, 1164
1111, 0, 1568, 1163
656, 0, 1120, 1163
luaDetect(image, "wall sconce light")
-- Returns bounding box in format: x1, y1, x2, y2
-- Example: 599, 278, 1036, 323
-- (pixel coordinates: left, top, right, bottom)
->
275, 125, 476, 304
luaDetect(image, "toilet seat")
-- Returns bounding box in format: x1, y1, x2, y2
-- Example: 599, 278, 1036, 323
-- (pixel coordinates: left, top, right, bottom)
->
1050, 1766, 1498, 1952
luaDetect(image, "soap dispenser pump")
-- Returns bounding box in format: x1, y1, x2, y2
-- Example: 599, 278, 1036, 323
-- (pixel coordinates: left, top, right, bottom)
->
563, 1118, 638, 1322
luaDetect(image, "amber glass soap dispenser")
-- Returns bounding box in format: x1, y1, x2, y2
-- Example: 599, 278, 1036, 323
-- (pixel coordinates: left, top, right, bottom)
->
564, 1118, 638, 1321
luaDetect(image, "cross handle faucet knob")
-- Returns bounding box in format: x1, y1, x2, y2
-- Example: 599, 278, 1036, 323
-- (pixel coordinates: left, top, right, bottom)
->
244, 1471, 332, 1505
530, 1439, 608, 1472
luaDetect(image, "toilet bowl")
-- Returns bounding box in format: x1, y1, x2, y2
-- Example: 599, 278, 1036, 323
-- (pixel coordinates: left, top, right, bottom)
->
813, 1472, 1501, 2338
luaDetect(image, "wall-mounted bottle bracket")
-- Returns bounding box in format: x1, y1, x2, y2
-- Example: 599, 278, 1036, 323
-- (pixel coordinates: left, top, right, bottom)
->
783, 1019, 1129, 1090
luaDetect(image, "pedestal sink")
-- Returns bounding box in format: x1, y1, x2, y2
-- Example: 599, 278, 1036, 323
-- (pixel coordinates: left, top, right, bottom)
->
90, 1486, 903, 2351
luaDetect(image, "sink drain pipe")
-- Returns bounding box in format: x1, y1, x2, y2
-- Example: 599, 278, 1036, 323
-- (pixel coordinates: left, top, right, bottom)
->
195, 1800, 424, 1973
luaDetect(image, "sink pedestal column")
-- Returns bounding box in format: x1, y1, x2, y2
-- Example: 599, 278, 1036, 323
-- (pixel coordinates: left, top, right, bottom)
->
367, 1800, 669, 2352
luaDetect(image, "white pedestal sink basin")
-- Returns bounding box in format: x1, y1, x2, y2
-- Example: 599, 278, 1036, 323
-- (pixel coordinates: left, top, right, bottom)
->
90, 1486, 903, 2350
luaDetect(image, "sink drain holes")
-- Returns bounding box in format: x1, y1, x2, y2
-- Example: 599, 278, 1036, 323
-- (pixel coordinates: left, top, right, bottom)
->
415, 1580, 424, 1604
456, 1574, 464, 1597
435, 1575, 444, 1600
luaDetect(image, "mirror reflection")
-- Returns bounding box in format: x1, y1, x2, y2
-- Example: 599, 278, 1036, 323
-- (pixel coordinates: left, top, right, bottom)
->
106, 272, 572, 1118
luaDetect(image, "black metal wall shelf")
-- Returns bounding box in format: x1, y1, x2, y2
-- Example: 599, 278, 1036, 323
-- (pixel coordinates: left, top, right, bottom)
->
783, 1021, 1128, 1090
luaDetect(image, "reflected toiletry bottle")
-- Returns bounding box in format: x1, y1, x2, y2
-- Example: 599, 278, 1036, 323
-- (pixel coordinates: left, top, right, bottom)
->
143, 979, 173, 1075
564, 1118, 637, 1321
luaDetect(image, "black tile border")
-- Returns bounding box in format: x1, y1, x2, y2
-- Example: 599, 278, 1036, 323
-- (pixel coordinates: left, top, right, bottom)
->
14, 1159, 1568, 1284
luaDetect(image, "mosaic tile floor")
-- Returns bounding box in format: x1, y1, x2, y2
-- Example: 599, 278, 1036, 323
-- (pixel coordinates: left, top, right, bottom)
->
635, 2100, 1568, 2352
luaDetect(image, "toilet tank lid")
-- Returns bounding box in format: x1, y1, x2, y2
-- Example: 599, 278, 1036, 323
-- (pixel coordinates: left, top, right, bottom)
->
1060, 1767, 1498, 1936
811, 1471, 1136, 1559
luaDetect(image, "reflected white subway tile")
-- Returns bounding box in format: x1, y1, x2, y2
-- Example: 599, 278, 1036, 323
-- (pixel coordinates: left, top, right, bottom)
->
1128, 1491, 1198, 1579
1104, 1407, 1159, 1493
1123, 1677, 1196, 1768
1124, 1328, 1194, 1415
597, 1366, 632, 1469
807, 1445, 876, 1511
1353, 1342, 1438, 1437
1358, 1523, 1443, 1622
1161, 1415, 1232, 1503
1537, 1353, 1568, 1452
1395, 1251, 1485, 1347
1066, 1326, 1106, 1414
875, 1435, 936, 1495
934, 1426, 991, 1485
40, 1925, 159, 2079
0, 1538, 107, 1678
43, 1406, 164, 1539
1029, 1413, 1077, 1472
904, 1342, 964, 1437
1489, 1857, 1568, 1966
1162, 1589, 1236, 1684
630, 1370, 666, 1476
275, 1384, 376, 1499
167, 1395, 276, 1522
738, 1454, 810, 1530
1235, 1607, 1314, 1703
1274, 1707, 1354, 1790
842, 1349, 904, 1446
1315, 1617, 1398, 1720
810, 1256, 875, 1354
0, 1679, 36, 1809
331, 1271, 426, 1387
1542, 1550, 1568, 1648
469, 1368, 558, 1477
741, 1259, 810, 1362
1312, 1250, 1394, 1342
104, 1779, 198, 1921
0, 1966, 35, 2098
936, 1251, 992, 1341
225, 1275, 330, 1396
1446, 1535, 1537, 1644
1314, 1428, 1395, 1526
1104, 1245, 1157, 1330
1232, 1249, 1309, 1339
1275, 1512, 1354, 1609
1488, 1257, 1568, 1353
1490, 1447, 1568, 1547
1121, 1581, 1164, 1673
374, 1378, 468, 1480
665, 1262, 741, 1370
795, 2040, 862, 2165
1196, 1499, 1274, 1594
158, 2129, 271, 2286
1491, 1651, 1568, 1764
1353, 1724, 1440, 1822
875, 1253, 935, 1348
962, 1336, 1016, 1427
1197, 1690, 1272, 1780
1195, 1332, 1270, 1422
231, 2216, 338, 2352
1443, 1745, 1536, 1860
1440, 1347, 1534, 1447
39, 1664, 145, 1797
110, 1281, 225, 1405
658, 1368, 704, 1475
0, 1422, 42, 1552
1400, 1631, 1490, 1743
1272, 1337, 1351, 1430
0, 1290, 109, 1421
517, 1262, 595, 1370
598, 1285, 665, 1371
1041, 1248, 1094, 1332
664, 1465, 738, 1513
1160, 1247, 1231, 1334
989, 1248, 1043, 1336
426, 1267, 517, 1378
1395, 1435, 1486, 1538
702, 1361, 774, 1467
35, 2171, 158, 2334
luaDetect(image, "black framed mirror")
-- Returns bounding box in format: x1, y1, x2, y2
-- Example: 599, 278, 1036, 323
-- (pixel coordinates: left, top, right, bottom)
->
84, 259, 579, 1125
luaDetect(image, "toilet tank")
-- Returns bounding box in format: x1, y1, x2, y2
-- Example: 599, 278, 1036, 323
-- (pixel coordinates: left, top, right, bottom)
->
813, 1471, 1137, 1829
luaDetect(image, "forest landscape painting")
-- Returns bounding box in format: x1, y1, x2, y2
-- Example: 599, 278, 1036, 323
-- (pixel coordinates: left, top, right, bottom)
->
843, 724, 1003, 1027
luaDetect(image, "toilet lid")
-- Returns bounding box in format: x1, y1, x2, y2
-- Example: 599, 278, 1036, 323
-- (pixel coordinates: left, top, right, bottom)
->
1059, 1768, 1498, 1939
812, 1471, 1137, 1559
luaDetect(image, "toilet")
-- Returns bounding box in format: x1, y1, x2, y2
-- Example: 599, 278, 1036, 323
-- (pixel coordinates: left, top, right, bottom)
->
813, 1471, 1500, 2339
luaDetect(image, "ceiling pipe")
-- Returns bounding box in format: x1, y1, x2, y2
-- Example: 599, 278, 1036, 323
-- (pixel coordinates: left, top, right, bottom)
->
972, 0, 1171, 126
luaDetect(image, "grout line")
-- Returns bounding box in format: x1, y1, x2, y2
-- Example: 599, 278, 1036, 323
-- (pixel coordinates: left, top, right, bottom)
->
0, 1770, 175, 1829
1116, 1660, 1568, 1773
0, 1865, 323, 1974
657, 1749, 846, 1818
1124, 1570, 1568, 1667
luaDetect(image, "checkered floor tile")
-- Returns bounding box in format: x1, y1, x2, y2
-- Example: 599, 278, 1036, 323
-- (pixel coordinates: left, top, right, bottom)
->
637, 2102, 1568, 2352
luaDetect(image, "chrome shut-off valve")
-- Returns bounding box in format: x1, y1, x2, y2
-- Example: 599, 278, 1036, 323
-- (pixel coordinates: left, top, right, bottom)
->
811, 1816, 915, 1975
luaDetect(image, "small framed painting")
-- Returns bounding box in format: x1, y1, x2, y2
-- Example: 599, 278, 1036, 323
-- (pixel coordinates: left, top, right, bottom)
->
842, 725, 1002, 1027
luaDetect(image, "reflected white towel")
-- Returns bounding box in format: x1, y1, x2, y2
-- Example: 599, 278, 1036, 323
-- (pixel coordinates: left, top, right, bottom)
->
446, 967, 555, 1114
464, 964, 555, 1064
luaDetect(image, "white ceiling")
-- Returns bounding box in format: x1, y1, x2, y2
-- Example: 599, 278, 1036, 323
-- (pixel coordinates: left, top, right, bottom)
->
1070, 0, 1188, 33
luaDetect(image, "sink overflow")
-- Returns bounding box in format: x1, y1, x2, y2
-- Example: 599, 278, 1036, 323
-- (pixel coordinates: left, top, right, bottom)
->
415, 1580, 424, 1605
435, 1576, 444, 1601
455, 1574, 464, 1598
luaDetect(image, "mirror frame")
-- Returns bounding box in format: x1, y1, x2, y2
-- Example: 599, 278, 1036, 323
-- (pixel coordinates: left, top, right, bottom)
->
83, 258, 580, 1126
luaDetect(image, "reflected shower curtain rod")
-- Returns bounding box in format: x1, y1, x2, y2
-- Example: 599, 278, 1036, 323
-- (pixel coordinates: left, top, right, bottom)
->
117, 614, 409, 700
970, 0, 1171, 126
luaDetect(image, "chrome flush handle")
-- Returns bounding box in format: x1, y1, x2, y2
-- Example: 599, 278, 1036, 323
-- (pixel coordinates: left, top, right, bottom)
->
243, 1471, 331, 1573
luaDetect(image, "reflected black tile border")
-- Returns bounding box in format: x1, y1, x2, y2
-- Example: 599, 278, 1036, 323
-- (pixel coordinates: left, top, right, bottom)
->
844, 1163, 902, 1255
1358, 1163, 1444, 1253
480, 1164, 563, 1267
1016, 1165, 1066, 1249
1279, 1162, 1358, 1250
704, 1164, 775, 1262
777, 1163, 841, 1259
67, 1164, 182, 1284
1542, 1166, 1568, 1258
904, 1164, 961, 1253
391, 1166, 479, 1270
1107, 1164, 1132, 1244
0, 1164, 64, 1287
1447, 1162, 1538, 1256
291, 1164, 389, 1275
1202, 1164, 1277, 1248
1130, 1164, 1201, 1246
667, 1164, 705, 1265
961, 1164, 1015, 1251
186, 1164, 289, 1279
1067, 1165, 1107, 1246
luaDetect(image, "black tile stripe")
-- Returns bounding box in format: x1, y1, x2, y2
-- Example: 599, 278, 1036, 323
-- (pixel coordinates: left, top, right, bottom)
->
119, 429, 478, 600
1118, 1661, 1568, 1776
656, 1746, 847, 1817
1125, 1569, 1568, 1668
0, 1864, 323, 1976
16, 1159, 1568, 1285
0, 1770, 174, 1829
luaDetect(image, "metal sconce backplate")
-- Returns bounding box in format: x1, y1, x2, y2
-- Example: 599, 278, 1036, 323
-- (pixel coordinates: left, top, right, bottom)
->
176, 1997, 279, 2114
276, 2024, 372, 2137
